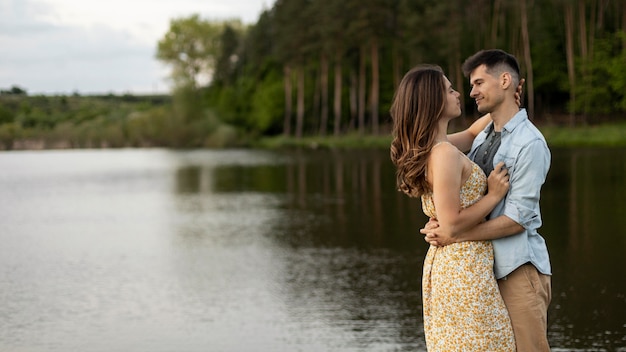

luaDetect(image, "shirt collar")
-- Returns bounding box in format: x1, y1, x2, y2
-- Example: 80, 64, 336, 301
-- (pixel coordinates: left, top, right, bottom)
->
502, 108, 528, 133
480, 108, 528, 135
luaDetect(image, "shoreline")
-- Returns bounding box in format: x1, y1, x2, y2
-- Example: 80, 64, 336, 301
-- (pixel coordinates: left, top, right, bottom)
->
3, 122, 626, 151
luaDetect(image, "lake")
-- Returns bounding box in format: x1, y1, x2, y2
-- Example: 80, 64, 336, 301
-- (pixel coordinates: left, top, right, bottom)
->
0, 147, 624, 351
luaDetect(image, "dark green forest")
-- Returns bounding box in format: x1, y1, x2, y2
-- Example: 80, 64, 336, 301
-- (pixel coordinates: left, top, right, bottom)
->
1, 0, 625, 149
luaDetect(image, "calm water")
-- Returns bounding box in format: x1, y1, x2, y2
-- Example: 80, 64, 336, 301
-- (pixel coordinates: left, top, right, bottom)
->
0, 148, 624, 351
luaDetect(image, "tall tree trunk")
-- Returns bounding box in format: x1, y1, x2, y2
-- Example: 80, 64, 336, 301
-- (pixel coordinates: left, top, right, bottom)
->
296, 66, 305, 138
490, 0, 502, 47
587, 1, 599, 123
392, 40, 402, 89
596, 0, 605, 29
589, 0, 597, 58
623, 2, 626, 48
312, 68, 320, 127
358, 46, 367, 134
283, 65, 293, 136
579, 0, 589, 59
578, 0, 589, 123
333, 54, 343, 136
520, 0, 535, 118
370, 38, 380, 135
319, 53, 329, 136
349, 68, 358, 132
564, 2, 576, 126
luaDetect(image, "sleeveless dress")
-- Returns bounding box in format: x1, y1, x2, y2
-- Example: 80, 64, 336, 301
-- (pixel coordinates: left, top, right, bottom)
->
421, 157, 515, 351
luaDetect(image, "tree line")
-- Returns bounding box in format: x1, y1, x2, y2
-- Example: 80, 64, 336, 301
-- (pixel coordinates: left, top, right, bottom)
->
1, 0, 624, 149
157, 0, 624, 138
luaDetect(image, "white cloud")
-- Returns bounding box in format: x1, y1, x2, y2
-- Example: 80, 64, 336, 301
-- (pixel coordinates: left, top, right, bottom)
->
0, 0, 270, 94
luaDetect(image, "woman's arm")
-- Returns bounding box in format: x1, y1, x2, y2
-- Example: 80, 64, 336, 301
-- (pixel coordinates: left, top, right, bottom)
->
447, 113, 491, 152
429, 143, 509, 236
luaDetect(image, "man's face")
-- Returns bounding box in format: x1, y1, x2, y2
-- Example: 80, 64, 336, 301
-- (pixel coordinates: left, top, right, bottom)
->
468, 64, 504, 113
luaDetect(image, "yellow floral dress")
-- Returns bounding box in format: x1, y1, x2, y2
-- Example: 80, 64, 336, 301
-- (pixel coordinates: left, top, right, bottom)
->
421, 161, 515, 351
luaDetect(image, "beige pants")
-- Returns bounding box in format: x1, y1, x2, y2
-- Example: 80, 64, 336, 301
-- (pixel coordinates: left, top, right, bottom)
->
498, 263, 552, 352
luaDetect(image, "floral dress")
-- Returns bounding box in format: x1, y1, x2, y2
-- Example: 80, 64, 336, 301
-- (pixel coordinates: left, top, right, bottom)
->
421, 160, 515, 351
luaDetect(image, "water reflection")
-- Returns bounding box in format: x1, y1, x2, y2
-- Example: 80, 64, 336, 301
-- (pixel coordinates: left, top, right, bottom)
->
171, 147, 626, 350
543, 148, 626, 350
0, 148, 624, 351
169, 150, 428, 350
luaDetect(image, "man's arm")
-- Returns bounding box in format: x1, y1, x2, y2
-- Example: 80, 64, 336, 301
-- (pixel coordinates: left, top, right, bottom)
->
461, 215, 525, 241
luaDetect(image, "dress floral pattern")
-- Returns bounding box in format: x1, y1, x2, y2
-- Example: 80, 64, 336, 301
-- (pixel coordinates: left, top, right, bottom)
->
421, 160, 515, 351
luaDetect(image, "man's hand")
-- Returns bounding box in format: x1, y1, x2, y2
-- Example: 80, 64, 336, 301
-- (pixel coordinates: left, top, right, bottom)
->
420, 218, 456, 247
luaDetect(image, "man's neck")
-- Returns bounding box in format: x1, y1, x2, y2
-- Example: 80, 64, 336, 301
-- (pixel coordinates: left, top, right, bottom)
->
490, 103, 520, 132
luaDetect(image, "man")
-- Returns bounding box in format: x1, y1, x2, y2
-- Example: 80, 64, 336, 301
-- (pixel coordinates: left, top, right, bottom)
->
421, 49, 552, 351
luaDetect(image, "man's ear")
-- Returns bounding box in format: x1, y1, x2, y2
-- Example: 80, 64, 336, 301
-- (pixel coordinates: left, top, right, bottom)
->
501, 72, 512, 90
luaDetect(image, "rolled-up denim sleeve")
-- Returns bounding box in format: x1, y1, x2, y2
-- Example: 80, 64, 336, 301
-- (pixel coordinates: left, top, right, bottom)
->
503, 139, 551, 229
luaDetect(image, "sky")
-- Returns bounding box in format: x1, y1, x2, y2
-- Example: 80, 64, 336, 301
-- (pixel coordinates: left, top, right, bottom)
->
0, 0, 270, 95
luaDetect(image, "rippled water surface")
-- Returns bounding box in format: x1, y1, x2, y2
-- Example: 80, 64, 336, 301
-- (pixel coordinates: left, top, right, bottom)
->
0, 148, 624, 351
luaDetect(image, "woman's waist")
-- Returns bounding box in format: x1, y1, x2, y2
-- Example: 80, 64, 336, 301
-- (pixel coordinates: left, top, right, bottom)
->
428, 240, 493, 253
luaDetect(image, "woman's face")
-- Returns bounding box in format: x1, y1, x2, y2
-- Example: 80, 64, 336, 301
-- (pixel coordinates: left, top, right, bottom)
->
442, 76, 461, 119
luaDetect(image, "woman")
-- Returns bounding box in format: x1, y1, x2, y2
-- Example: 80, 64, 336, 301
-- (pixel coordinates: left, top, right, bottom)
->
389, 65, 515, 351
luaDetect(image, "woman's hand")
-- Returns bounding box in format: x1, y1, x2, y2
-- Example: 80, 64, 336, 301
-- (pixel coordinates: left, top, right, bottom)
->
487, 161, 510, 199
515, 78, 525, 107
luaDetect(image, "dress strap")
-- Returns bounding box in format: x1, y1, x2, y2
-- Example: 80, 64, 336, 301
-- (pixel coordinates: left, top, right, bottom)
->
432, 140, 453, 149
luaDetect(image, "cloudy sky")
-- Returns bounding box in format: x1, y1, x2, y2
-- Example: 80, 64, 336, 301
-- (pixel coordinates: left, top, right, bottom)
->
0, 0, 270, 95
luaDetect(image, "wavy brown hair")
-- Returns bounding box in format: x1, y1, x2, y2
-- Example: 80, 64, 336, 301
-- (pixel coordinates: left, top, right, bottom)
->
390, 65, 446, 198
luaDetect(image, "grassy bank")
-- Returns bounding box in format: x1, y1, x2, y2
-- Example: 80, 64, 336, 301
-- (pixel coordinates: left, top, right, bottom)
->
255, 133, 393, 150
4, 121, 626, 151
255, 122, 626, 150
539, 122, 626, 147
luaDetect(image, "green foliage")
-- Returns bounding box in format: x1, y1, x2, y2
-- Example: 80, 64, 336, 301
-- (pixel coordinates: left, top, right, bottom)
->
607, 32, 626, 111
571, 31, 626, 115
0, 86, 27, 95
0, 104, 14, 124
156, 14, 242, 89
213, 25, 242, 85
529, 4, 570, 106
0, 123, 19, 149
250, 73, 284, 134
239, 10, 276, 74
209, 84, 240, 125
0, 93, 195, 149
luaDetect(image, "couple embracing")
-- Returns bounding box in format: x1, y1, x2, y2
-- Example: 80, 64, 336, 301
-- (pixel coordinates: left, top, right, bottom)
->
390, 49, 551, 351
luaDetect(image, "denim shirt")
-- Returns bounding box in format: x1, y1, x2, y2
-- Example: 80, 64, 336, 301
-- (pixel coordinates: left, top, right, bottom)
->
468, 109, 552, 279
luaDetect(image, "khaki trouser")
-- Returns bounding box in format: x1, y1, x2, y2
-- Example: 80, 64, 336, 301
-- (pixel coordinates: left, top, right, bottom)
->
498, 263, 552, 352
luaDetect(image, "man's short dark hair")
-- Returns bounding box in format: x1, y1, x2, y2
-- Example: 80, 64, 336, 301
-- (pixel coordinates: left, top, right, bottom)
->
462, 49, 521, 81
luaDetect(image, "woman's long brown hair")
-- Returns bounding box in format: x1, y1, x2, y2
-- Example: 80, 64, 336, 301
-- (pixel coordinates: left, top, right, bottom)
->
390, 65, 446, 198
